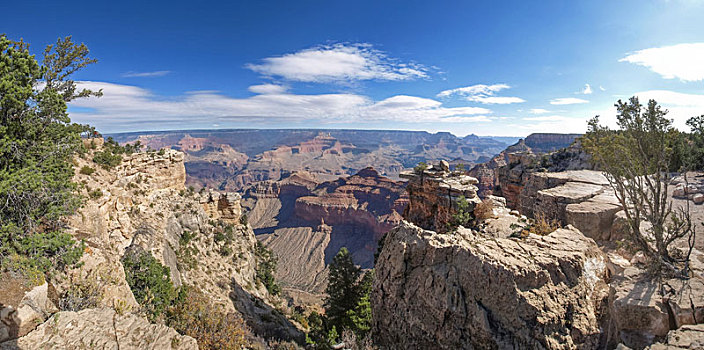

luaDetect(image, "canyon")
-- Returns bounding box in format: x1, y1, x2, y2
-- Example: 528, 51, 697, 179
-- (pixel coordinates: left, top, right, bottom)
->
110, 129, 518, 191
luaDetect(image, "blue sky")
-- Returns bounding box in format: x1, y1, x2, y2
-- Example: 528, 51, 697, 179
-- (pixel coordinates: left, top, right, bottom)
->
3, 0, 704, 136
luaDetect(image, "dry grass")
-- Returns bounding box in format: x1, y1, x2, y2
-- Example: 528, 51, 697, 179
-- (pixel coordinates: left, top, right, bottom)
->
474, 200, 497, 221
529, 212, 561, 236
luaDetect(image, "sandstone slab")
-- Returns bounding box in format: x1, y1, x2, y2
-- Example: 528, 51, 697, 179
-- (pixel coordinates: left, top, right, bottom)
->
0, 308, 197, 350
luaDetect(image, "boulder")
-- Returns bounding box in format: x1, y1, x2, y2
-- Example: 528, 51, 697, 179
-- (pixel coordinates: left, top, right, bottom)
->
0, 282, 58, 343
372, 221, 610, 349
0, 308, 197, 349
693, 193, 704, 205
609, 267, 671, 349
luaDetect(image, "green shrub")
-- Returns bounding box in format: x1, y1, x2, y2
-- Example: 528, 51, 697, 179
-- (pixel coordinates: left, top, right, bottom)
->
255, 242, 280, 295
0, 35, 97, 280
79, 166, 95, 175
122, 249, 178, 321
88, 189, 103, 199
0, 227, 85, 281
92, 150, 122, 169
449, 195, 474, 230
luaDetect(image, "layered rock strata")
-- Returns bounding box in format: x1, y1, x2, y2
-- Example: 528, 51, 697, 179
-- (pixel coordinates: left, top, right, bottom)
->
372, 221, 610, 349
400, 161, 481, 232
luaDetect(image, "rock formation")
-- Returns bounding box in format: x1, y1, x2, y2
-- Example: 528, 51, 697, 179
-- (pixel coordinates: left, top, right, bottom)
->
373, 221, 610, 349
1, 142, 301, 347
374, 150, 704, 349
1, 308, 198, 350
400, 162, 480, 232
469, 135, 592, 200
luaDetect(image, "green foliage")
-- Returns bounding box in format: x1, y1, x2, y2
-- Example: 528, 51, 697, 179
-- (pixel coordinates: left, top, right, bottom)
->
88, 189, 102, 199
308, 248, 373, 348
240, 214, 248, 226
122, 249, 179, 321
345, 270, 373, 338
583, 97, 695, 274
685, 115, 704, 170
255, 241, 281, 295
455, 163, 466, 172
0, 35, 99, 278
79, 166, 95, 175
92, 149, 122, 169
449, 195, 474, 230
325, 247, 362, 330
0, 228, 85, 279
413, 161, 428, 174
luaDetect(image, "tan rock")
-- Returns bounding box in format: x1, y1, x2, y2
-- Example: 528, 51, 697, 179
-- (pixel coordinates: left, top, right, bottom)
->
372, 221, 609, 349
646, 324, 704, 349
0, 308, 197, 349
609, 267, 671, 349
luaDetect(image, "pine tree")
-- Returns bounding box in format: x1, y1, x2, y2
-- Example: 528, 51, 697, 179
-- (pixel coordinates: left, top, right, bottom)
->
0, 35, 100, 279
324, 247, 362, 331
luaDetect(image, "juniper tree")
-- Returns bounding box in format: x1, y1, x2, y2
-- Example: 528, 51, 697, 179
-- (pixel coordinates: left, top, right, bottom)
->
583, 97, 695, 276
0, 35, 101, 278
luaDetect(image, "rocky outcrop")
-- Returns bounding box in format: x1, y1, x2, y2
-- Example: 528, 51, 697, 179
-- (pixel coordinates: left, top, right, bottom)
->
1, 308, 197, 350
524, 133, 581, 153
295, 167, 407, 240
372, 221, 610, 349
9, 144, 303, 347
0, 281, 58, 343
400, 162, 480, 232
470, 135, 592, 200
514, 170, 622, 242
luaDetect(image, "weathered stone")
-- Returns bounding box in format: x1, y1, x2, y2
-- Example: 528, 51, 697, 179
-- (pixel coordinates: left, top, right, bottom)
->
372, 221, 609, 349
401, 169, 481, 232
646, 324, 704, 349
0, 308, 197, 349
566, 195, 622, 241
0, 282, 59, 343
693, 193, 704, 205
609, 267, 671, 349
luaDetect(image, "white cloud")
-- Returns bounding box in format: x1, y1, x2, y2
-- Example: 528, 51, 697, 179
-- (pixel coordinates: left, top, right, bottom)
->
245, 43, 428, 83
582, 84, 593, 94
523, 115, 571, 121
550, 97, 589, 105
620, 43, 704, 82
121, 70, 171, 78
437, 84, 525, 104
599, 86, 606, 91
529, 108, 550, 114
248, 84, 288, 94
68, 81, 492, 131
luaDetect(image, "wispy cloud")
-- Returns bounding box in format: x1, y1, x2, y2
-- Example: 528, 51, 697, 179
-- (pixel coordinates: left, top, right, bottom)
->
523, 115, 571, 121
582, 84, 593, 94
245, 43, 428, 83
248, 84, 288, 94
437, 84, 525, 104
529, 108, 550, 114
68, 81, 492, 131
620, 43, 704, 82
121, 70, 171, 78
550, 97, 589, 105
